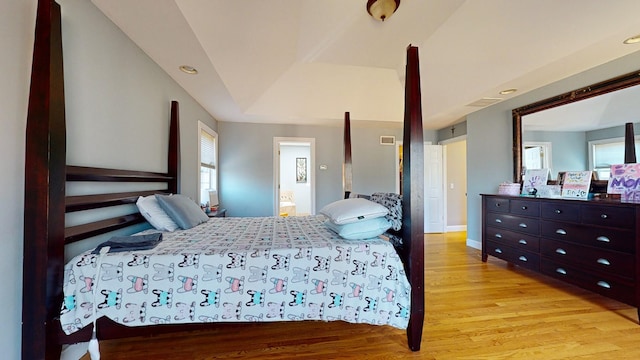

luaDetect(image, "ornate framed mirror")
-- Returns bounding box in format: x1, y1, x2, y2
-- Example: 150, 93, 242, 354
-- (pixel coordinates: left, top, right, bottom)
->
512, 69, 640, 186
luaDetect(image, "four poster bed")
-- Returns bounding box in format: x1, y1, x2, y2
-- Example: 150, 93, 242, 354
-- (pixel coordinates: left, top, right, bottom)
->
22, 1, 425, 359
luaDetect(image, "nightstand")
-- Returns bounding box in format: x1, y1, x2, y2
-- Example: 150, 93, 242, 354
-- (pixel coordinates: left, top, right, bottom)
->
207, 208, 226, 218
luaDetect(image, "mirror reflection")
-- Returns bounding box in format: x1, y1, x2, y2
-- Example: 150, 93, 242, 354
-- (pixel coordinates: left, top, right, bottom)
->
513, 69, 640, 185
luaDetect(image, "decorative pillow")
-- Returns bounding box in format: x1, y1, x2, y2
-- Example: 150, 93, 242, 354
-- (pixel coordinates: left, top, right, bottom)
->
319, 198, 388, 225
370, 192, 402, 231
324, 217, 391, 240
155, 194, 209, 230
136, 195, 179, 232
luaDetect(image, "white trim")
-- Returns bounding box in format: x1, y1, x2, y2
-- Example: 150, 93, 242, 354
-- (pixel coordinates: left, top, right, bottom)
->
273, 137, 316, 216
438, 135, 467, 235
466, 238, 481, 250
523, 141, 553, 174
447, 225, 467, 232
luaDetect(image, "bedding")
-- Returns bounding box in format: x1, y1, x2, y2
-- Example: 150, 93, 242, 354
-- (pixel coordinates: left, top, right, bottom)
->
319, 198, 389, 225
60, 215, 411, 335
136, 195, 179, 232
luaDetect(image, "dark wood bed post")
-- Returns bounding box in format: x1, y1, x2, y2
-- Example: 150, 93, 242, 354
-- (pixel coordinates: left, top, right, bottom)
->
402, 45, 425, 351
23, 0, 66, 359
169, 100, 180, 193
343, 111, 353, 199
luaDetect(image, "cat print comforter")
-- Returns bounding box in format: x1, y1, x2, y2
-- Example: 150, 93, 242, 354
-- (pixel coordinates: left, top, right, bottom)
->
60, 216, 411, 334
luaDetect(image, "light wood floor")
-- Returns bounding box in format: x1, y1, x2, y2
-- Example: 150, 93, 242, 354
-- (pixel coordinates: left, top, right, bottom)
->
81, 232, 640, 359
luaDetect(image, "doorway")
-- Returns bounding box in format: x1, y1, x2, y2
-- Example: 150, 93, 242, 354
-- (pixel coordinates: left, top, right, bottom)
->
273, 138, 315, 216
395, 142, 445, 233
441, 137, 467, 232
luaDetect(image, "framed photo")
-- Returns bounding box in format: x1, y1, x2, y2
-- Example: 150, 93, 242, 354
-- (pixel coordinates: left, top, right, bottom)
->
296, 157, 307, 183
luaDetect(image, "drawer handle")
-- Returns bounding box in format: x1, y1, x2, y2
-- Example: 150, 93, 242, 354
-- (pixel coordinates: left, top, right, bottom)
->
597, 258, 611, 266
597, 281, 611, 289
495, 203, 502, 207
495, 233, 502, 239
518, 256, 528, 262
596, 236, 610, 243
494, 248, 503, 254
518, 223, 528, 228
495, 219, 502, 223
554, 209, 562, 214
518, 239, 528, 245
521, 206, 528, 210
555, 248, 567, 255
556, 268, 567, 275
555, 229, 567, 235
601, 214, 608, 219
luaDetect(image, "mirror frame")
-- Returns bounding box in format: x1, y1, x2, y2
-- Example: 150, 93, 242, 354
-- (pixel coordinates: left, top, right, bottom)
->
513, 68, 640, 183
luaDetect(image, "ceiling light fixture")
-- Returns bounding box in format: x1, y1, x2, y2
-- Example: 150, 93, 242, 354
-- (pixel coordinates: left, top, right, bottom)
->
179, 65, 198, 74
499, 88, 517, 95
366, 0, 400, 22
623, 34, 640, 44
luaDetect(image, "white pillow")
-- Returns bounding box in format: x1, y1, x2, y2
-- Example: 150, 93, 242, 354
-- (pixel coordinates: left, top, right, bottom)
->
155, 194, 209, 230
319, 198, 388, 225
136, 195, 179, 232
324, 217, 391, 240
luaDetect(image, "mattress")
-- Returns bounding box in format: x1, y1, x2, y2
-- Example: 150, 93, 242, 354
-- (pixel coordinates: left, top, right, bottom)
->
60, 215, 411, 334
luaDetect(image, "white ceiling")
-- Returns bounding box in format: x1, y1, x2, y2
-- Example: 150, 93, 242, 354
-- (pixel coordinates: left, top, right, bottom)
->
91, 0, 640, 130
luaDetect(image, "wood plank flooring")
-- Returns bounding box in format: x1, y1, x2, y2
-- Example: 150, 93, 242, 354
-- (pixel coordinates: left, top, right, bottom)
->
79, 232, 640, 359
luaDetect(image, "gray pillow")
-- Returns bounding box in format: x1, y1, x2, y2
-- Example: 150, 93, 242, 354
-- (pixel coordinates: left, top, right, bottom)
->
155, 194, 209, 230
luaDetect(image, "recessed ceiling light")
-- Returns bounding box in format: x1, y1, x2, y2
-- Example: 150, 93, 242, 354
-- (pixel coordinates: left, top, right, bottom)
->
179, 65, 198, 74
623, 34, 640, 44
499, 88, 517, 95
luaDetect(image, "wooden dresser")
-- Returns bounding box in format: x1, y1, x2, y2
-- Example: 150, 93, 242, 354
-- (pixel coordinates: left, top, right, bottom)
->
481, 194, 640, 319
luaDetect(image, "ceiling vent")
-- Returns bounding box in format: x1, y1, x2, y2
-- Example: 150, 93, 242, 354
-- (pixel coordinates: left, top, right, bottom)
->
466, 97, 502, 107
380, 135, 396, 145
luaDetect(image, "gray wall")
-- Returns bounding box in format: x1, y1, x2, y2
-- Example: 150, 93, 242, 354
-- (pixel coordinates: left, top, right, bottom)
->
524, 131, 587, 175
587, 122, 640, 142
1, 0, 216, 357
218, 121, 434, 217
466, 49, 640, 247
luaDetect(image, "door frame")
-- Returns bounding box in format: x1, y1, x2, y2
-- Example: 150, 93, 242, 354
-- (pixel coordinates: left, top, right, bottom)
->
273, 137, 316, 216
439, 135, 467, 232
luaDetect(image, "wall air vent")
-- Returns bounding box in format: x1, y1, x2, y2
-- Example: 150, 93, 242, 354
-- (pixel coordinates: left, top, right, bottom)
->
380, 135, 396, 145
466, 97, 502, 107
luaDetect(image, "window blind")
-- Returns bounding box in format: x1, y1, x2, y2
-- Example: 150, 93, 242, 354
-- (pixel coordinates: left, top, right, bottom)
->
200, 129, 216, 169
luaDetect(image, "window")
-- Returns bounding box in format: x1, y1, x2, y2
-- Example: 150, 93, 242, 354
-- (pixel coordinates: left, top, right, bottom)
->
523, 142, 552, 174
198, 121, 218, 205
589, 136, 640, 180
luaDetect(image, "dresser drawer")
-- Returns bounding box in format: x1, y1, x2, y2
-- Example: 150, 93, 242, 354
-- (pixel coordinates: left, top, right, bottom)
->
485, 197, 510, 213
486, 240, 539, 271
540, 239, 634, 280
540, 260, 636, 306
581, 205, 635, 230
485, 213, 539, 235
486, 226, 539, 252
541, 202, 580, 222
510, 199, 540, 217
541, 220, 635, 253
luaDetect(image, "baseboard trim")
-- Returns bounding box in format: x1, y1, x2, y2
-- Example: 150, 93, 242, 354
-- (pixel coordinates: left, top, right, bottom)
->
466, 238, 481, 250
446, 225, 467, 232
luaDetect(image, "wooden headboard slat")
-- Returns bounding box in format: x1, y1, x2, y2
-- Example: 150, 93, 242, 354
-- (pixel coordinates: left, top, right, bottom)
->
64, 213, 146, 244
65, 190, 169, 212
67, 165, 173, 182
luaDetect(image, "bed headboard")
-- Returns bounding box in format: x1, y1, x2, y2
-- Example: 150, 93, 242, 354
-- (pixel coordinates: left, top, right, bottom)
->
22, 1, 179, 358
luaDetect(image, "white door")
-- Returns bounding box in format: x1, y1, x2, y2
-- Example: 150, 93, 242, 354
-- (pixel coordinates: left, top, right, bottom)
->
425, 144, 444, 233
